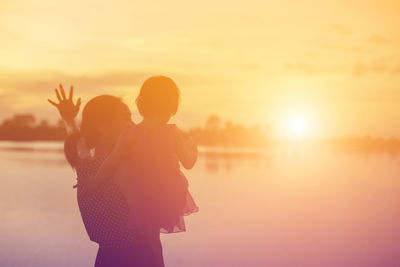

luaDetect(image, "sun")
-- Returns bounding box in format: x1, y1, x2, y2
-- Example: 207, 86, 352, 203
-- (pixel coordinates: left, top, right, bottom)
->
286, 114, 311, 138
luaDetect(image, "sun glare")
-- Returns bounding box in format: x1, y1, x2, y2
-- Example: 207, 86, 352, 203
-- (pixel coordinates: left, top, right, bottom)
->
287, 115, 310, 138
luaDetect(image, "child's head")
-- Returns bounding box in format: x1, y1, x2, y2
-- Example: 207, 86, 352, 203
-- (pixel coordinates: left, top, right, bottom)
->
81, 95, 131, 149
136, 76, 180, 123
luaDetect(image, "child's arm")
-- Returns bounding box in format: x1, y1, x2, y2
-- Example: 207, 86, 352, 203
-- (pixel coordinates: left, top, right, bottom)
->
88, 123, 136, 192
174, 127, 198, 169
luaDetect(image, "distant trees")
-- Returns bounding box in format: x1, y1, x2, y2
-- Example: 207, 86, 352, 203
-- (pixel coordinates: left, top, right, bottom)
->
188, 115, 268, 147
0, 114, 270, 146
323, 135, 400, 155
1, 114, 399, 155
0, 114, 66, 141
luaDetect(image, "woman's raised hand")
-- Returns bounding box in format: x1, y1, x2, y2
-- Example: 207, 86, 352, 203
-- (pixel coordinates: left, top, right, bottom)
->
48, 84, 81, 122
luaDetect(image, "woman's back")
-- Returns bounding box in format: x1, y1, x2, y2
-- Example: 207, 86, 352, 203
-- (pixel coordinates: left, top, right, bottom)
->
75, 150, 135, 246
63, 133, 134, 246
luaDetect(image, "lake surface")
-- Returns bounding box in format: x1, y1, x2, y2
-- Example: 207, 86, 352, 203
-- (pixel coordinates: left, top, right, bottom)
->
1, 141, 400, 267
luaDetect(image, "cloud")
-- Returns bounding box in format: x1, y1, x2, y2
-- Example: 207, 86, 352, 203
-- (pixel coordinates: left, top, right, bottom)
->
332, 24, 352, 35
0, 93, 18, 115
0, 70, 150, 96
0, 68, 219, 122
367, 34, 399, 46
284, 62, 318, 74
352, 60, 388, 76
284, 59, 400, 77
284, 62, 344, 75
0, 69, 212, 98
0, 69, 158, 120
392, 66, 400, 75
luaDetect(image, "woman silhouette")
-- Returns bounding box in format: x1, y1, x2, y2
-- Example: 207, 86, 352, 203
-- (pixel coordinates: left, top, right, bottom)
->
48, 84, 164, 267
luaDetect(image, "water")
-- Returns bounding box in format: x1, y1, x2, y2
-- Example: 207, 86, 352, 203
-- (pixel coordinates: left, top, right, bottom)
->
1, 141, 400, 267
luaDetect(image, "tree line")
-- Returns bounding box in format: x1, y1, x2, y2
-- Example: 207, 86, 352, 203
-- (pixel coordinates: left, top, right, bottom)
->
1, 114, 400, 154
0, 114, 269, 146
0, 114, 66, 141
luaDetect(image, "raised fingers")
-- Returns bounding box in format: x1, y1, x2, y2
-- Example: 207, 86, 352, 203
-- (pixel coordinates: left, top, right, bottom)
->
48, 99, 59, 107
55, 88, 62, 102
69, 85, 74, 100
76, 97, 81, 109
59, 84, 67, 100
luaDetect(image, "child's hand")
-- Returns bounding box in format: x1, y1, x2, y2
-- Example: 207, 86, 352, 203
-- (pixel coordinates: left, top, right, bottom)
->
186, 136, 198, 155
173, 126, 186, 150
174, 127, 197, 149
174, 126, 198, 169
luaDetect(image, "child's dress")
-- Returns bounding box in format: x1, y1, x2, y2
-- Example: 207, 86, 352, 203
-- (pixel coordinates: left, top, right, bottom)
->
124, 123, 198, 233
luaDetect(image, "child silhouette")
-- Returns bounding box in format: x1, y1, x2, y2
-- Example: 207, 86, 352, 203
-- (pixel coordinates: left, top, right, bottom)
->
96, 76, 198, 234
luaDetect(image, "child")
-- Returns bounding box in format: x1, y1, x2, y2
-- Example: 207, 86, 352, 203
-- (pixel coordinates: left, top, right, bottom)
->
98, 76, 198, 234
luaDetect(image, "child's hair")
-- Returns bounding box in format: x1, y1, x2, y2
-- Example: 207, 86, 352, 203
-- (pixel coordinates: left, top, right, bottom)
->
136, 76, 180, 120
80, 95, 131, 148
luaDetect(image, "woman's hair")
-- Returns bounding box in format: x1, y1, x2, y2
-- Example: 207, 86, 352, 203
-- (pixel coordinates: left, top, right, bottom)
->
80, 95, 131, 148
63, 95, 131, 168
136, 76, 180, 120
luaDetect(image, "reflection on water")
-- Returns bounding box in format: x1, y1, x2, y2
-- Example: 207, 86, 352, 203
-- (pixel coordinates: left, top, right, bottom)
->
1, 141, 400, 267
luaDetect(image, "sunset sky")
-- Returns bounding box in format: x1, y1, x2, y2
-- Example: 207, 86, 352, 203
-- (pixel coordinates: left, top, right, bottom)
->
1, 0, 400, 137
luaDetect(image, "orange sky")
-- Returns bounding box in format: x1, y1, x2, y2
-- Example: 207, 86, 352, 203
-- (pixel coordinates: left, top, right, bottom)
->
1, 0, 400, 137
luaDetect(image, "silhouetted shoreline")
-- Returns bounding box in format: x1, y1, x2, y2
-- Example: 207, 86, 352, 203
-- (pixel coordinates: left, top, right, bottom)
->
0, 114, 66, 141
1, 114, 400, 156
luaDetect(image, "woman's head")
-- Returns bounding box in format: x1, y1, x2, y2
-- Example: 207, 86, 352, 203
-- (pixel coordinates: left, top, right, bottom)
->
80, 95, 131, 149
136, 76, 180, 123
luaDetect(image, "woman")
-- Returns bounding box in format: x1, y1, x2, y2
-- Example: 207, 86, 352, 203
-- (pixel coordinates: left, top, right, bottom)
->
48, 84, 164, 267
